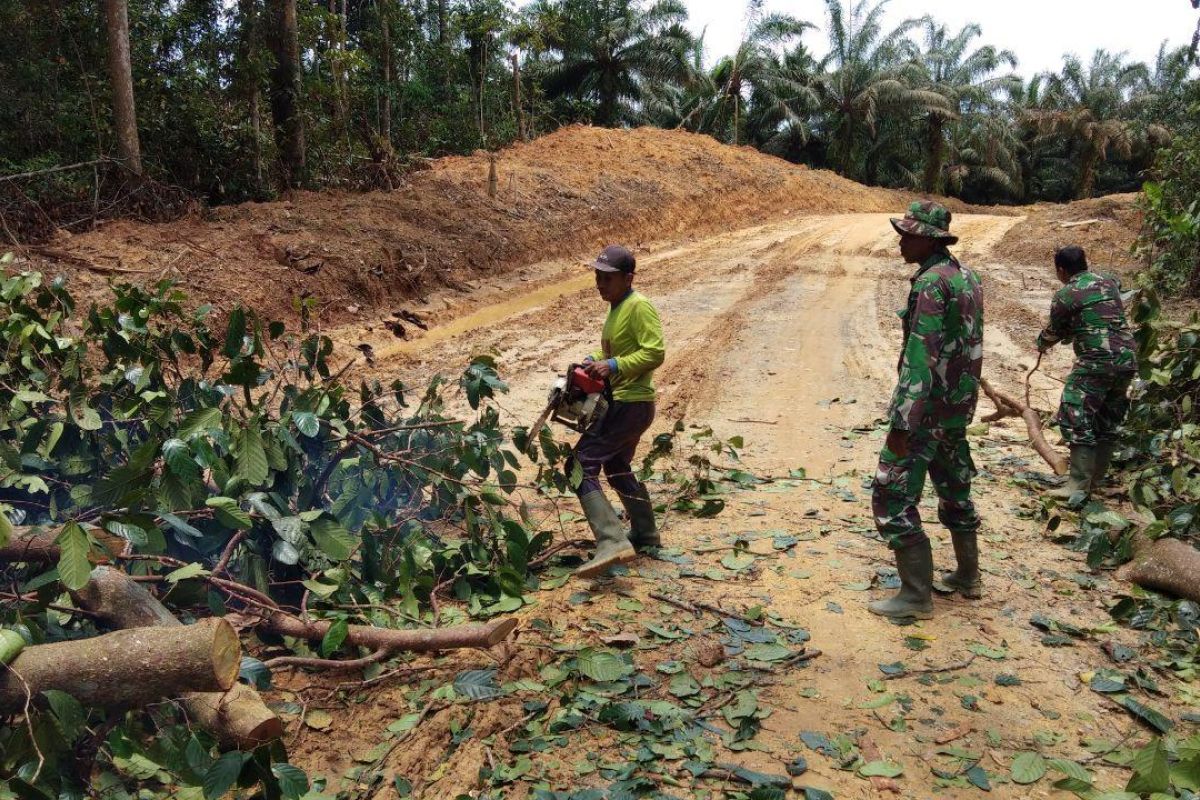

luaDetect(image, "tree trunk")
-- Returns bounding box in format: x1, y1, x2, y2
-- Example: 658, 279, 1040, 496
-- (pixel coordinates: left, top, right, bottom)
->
380, 0, 393, 149
0, 529, 62, 563
266, 612, 517, 652
1076, 148, 1098, 199
923, 115, 944, 195
0, 617, 238, 714
74, 566, 282, 750
237, 0, 264, 193
511, 52, 525, 141
267, 0, 305, 189
1122, 536, 1200, 604
102, 0, 142, 175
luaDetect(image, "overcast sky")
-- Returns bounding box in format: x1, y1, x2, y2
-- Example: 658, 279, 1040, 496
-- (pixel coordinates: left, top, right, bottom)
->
683, 0, 1199, 77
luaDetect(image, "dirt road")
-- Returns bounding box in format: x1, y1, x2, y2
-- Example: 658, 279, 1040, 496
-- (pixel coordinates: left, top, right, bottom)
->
304, 212, 1165, 797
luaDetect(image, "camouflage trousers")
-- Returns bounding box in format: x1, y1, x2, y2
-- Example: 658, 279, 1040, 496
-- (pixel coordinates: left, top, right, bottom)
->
1055, 371, 1133, 446
872, 426, 980, 550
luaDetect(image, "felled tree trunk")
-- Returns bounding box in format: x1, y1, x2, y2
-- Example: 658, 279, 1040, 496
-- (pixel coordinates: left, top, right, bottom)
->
74, 567, 282, 749
0, 529, 60, 563
1122, 536, 1200, 604
266, 613, 517, 653
980, 378, 1068, 475
0, 617, 238, 714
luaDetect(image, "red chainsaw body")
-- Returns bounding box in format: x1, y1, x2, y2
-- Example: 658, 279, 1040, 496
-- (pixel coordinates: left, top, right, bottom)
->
570, 366, 606, 396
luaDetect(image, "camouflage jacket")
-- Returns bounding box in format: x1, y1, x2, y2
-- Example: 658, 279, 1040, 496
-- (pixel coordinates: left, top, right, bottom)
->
1036, 271, 1136, 376
888, 252, 984, 432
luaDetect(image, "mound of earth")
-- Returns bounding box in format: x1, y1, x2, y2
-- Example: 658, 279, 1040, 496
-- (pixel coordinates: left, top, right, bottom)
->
8, 126, 912, 328
995, 193, 1143, 275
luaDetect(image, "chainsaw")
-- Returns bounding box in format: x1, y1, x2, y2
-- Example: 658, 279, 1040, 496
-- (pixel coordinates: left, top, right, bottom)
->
530, 364, 610, 434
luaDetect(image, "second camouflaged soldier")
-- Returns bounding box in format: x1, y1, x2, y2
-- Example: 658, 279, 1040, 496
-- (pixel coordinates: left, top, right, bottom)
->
1037, 245, 1137, 501
870, 201, 985, 620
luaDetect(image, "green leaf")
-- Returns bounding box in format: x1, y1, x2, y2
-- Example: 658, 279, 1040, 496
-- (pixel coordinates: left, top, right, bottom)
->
453, 668, 503, 700
293, 411, 320, 438
162, 438, 199, 480
177, 406, 224, 440
577, 649, 629, 682
1011, 752, 1047, 784
43, 689, 85, 742
234, 423, 269, 485
745, 643, 793, 663
223, 308, 247, 358
93, 446, 156, 507
0, 509, 11, 548
309, 516, 356, 560
165, 562, 208, 583
68, 383, 102, 431
669, 672, 701, 698
1117, 696, 1173, 733
858, 760, 903, 778
202, 751, 249, 799
1047, 758, 1093, 783
55, 522, 92, 591
1126, 738, 1170, 795
387, 713, 423, 734
270, 764, 309, 800
320, 619, 349, 657
206, 496, 252, 529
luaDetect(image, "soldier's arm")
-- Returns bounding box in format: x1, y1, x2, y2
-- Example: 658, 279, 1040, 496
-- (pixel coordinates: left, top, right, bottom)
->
1037, 287, 1075, 351
888, 278, 946, 432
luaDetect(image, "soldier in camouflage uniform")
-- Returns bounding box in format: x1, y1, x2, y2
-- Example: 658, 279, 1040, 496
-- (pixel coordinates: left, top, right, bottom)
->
1037, 245, 1137, 501
869, 201, 985, 620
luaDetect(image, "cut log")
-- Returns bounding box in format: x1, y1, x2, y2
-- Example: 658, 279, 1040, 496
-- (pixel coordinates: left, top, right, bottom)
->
73, 566, 282, 749
0, 529, 62, 564
0, 617, 238, 714
979, 378, 1068, 475
265, 613, 518, 653
1122, 537, 1200, 604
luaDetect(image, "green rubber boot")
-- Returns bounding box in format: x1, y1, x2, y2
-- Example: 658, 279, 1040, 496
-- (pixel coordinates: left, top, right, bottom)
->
1091, 442, 1116, 493
940, 531, 982, 599
620, 485, 660, 553
575, 491, 638, 579
869, 539, 934, 620
1046, 445, 1096, 503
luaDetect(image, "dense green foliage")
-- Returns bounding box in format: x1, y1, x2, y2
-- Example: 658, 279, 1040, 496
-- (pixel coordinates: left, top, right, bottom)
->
1, 0, 1197, 238
1138, 81, 1200, 295
0, 264, 746, 796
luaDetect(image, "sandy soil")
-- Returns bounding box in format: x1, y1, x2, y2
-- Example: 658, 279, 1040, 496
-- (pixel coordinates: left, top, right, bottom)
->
277, 207, 1183, 799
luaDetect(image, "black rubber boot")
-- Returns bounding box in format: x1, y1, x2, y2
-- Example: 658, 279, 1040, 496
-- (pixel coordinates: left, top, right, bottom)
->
575, 492, 637, 579
869, 539, 934, 620
620, 485, 660, 552
940, 530, 982, 599
1046, 445, 1096, 503
1091, 442, 1116, 493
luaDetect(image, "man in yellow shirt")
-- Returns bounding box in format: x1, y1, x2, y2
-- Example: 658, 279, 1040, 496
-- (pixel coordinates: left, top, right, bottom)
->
571, 245, 666, 579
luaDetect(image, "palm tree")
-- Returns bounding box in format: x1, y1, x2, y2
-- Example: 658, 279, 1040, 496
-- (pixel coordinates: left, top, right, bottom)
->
908, 18, 1019, 194
808, 0, 950, 181
537, 0, 693, 126
1027, 49, 1149, 199
699, 9, 814, 146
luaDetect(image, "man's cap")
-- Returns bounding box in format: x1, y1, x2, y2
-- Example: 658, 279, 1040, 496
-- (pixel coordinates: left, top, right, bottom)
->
590, 244, 636, 274
890, 200, 958, 244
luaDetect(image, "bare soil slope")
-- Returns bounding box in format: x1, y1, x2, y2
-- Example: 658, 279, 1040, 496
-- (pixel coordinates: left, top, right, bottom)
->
11, 126, 916, 328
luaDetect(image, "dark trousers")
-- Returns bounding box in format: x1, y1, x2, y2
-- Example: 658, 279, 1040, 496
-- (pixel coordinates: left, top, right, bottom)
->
568, 400, 655, 500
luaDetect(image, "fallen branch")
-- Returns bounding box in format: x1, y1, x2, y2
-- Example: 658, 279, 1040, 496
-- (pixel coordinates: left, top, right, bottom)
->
0, 617, 238, 714
73, 566, 282, 749
265, 613, 518, 653
263, 648, 391, 671
979, 378, 1067, 475
883, 654, 976, 679
647, 590, 764, 627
